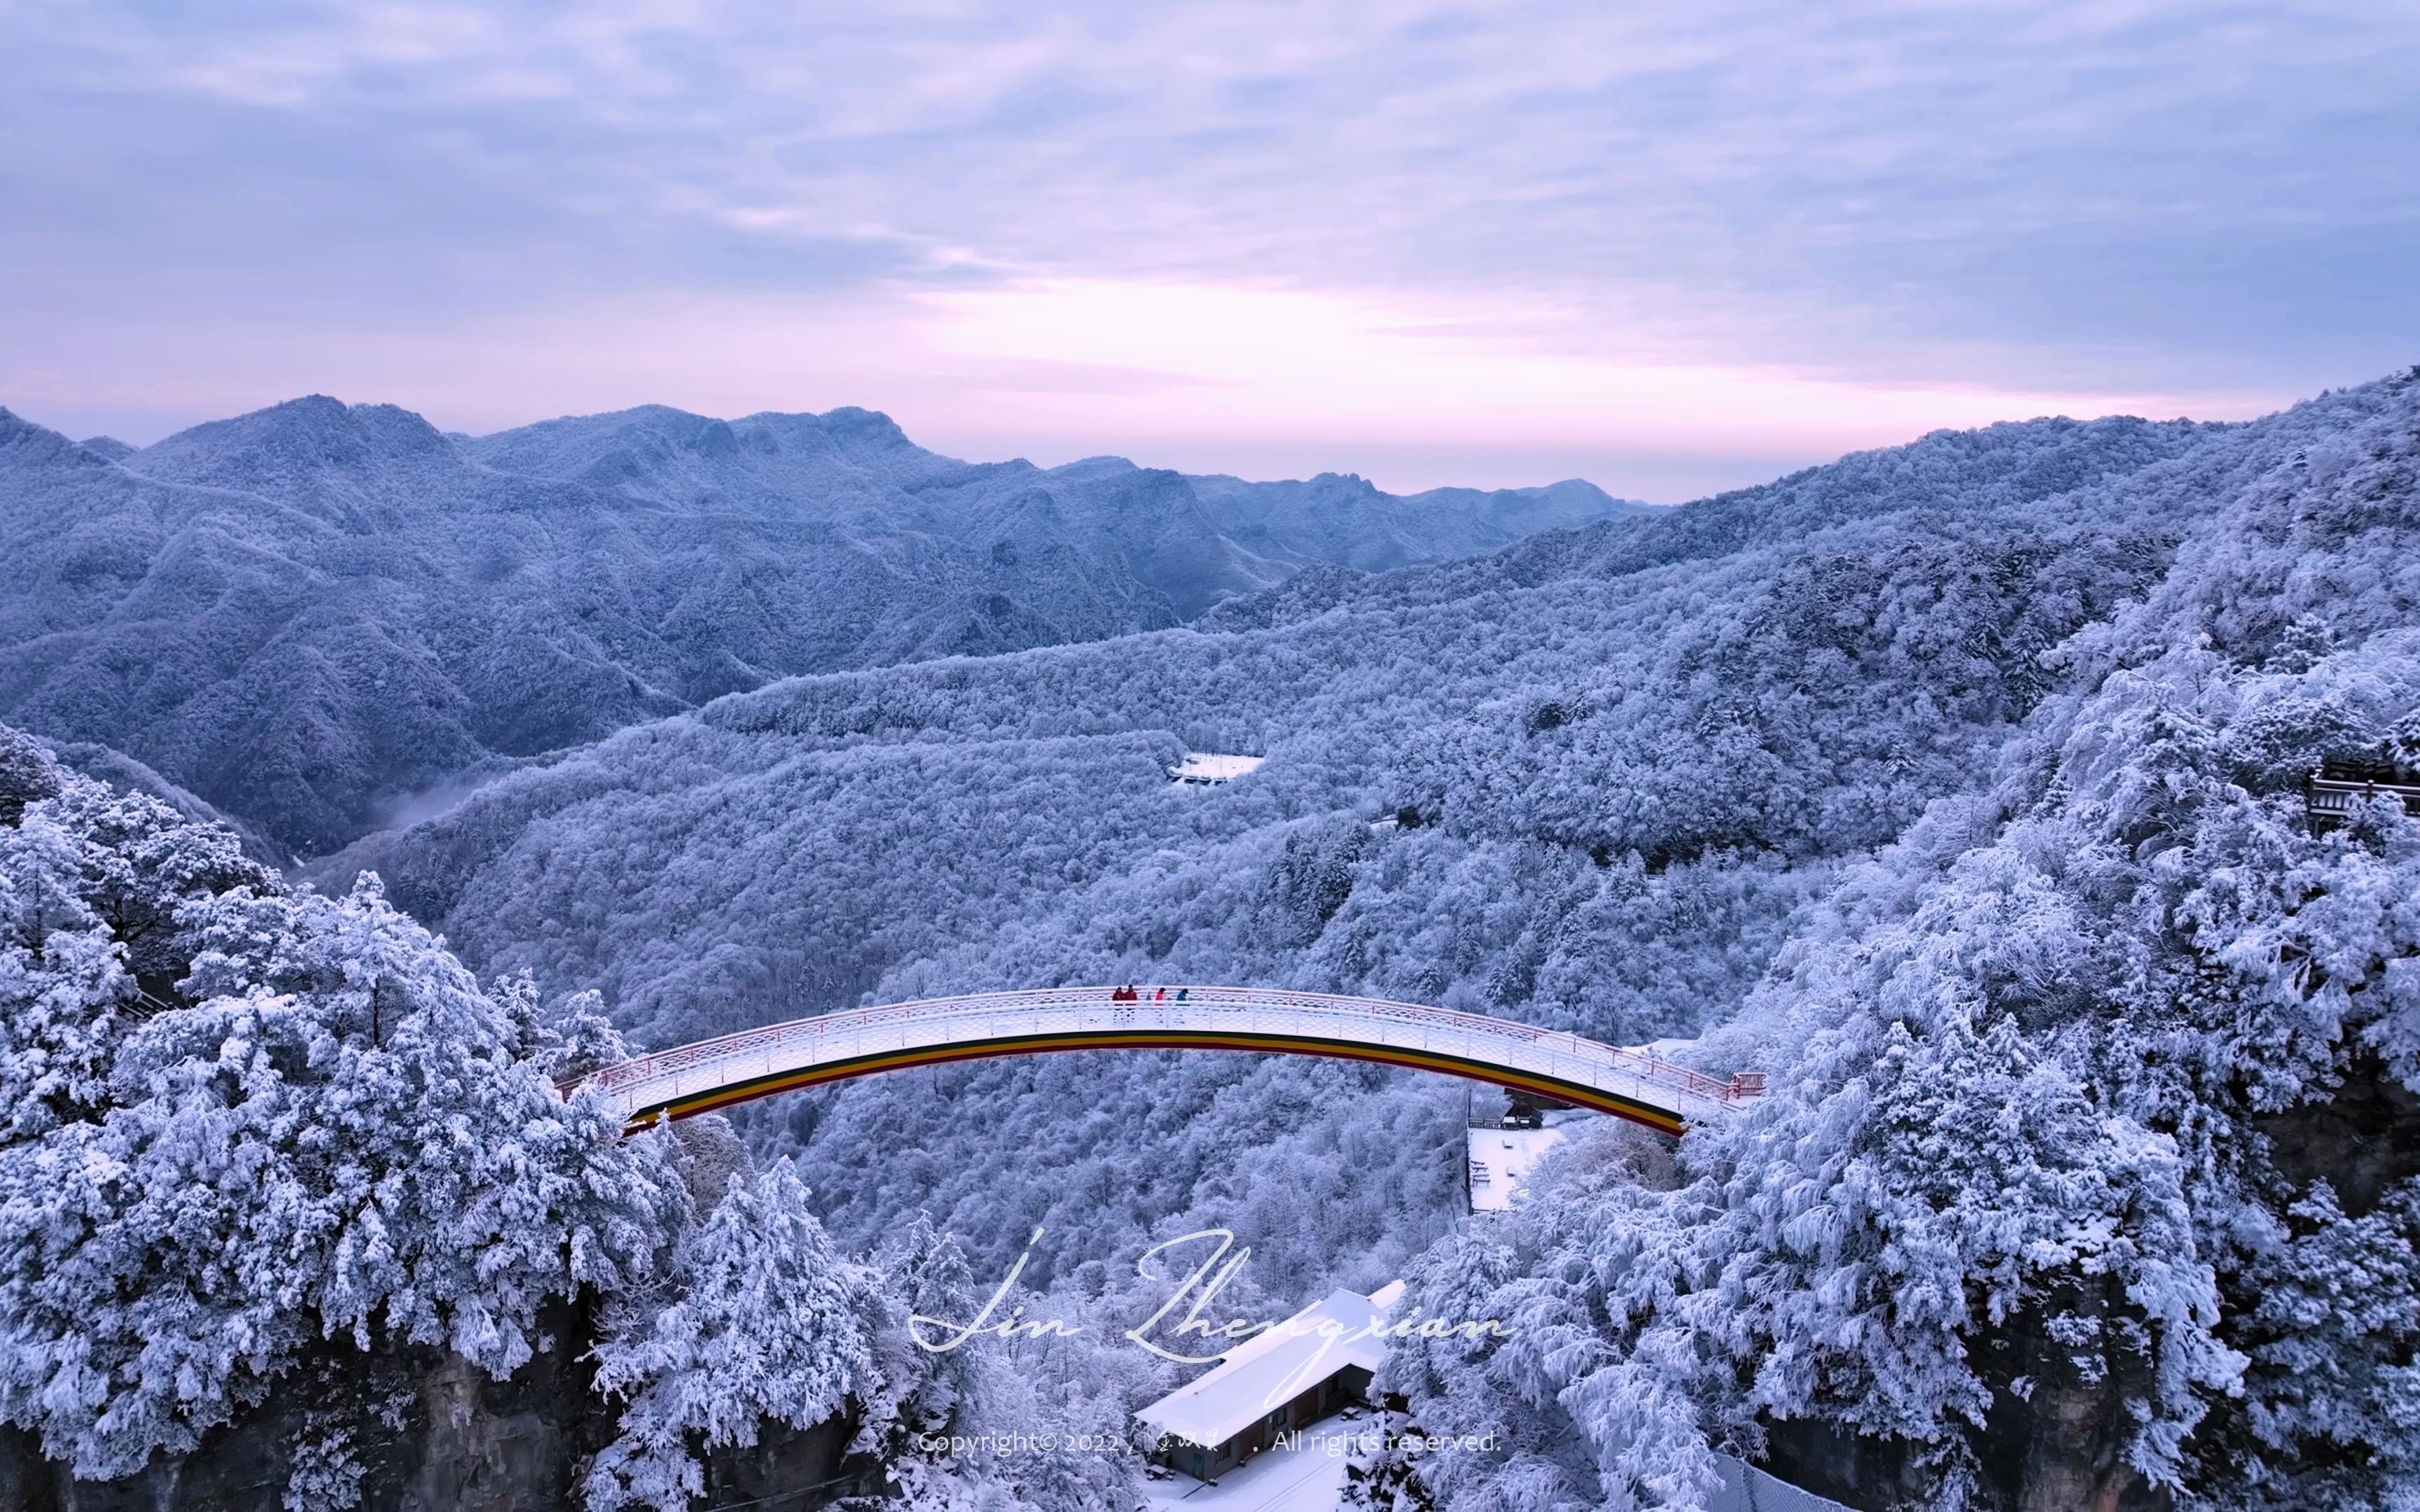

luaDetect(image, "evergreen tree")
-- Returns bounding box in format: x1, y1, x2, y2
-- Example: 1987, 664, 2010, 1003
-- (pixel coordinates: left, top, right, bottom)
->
0, 771, 681, 1480
586, 1160, 877, 1511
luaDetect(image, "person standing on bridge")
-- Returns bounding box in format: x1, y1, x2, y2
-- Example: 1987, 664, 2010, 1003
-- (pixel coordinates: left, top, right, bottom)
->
1153, 986, 1167, 1002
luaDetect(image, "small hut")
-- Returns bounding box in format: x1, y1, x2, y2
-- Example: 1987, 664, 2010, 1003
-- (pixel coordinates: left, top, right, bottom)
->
1135, 1281, 1402, 1483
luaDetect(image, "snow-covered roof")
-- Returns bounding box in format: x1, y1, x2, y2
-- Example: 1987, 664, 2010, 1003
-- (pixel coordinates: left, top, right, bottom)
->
1134, 1286, 1395, 1449
1169, 752, 1266, 784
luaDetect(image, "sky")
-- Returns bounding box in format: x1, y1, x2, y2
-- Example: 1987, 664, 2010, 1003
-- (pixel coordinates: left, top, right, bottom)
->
3, 1, 2414, 500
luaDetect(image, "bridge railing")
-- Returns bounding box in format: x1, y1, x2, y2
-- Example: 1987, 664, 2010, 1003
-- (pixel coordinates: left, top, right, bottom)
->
569, 987, 1764, 1116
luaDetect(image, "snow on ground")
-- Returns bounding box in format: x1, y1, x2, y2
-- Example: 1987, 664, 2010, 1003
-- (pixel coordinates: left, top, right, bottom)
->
1141, 1413, 1364, 1512
1134, 1424, 1852, 1512
1169, 752, 1267, 784
1467, 1123, 1569, 1212
1710, 1455, 1857, 1511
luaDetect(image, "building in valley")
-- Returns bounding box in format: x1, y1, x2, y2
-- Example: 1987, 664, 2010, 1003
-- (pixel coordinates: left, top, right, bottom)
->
1136, 1281, 1403, 1483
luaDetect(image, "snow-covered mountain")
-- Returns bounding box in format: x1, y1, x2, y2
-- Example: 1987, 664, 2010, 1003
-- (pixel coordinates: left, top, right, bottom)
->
307, 369, 2420, 1508
331, 402, 2227, 1056
8, 370, 2418, 1511
1096, 461, 1642, 575
0, 396, 1643, 854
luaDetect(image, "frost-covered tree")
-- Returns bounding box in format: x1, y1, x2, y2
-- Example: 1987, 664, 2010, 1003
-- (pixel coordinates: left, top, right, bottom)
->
851, 1215, 993, 1486
0, 724, 63, 823
531, 986, 635, 1083
0, 746, 273, 1144
1341, 1424, 1443, 1512
0, 799, 132, 1142
586, 1159, 878, 1510
0, 761, 683, 1482
1377, 368, 2420, 1509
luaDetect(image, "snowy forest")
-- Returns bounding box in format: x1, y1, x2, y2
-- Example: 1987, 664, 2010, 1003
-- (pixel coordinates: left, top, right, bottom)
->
2, 369, 2418, 1511
0, 398, 1640, 856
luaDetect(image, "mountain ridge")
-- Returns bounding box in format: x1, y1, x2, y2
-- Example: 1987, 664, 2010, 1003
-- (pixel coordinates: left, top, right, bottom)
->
302, 368, 2420, 1509
8, 371, 2417, 1511
0, 395, 1646, 852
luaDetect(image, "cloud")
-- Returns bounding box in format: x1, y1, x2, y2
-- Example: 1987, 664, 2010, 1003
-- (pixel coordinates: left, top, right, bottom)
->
3, 0, 2413, 484
0, 279, 2271, 501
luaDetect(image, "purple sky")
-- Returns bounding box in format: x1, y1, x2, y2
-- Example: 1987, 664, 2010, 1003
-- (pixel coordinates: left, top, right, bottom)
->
5, 1, 2415, 500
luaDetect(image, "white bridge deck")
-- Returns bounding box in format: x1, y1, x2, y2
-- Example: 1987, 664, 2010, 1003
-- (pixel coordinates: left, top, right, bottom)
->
570, 987, 1764, 1135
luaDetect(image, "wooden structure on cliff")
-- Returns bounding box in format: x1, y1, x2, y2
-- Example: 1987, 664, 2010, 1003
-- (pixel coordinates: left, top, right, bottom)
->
2305, 759, 2420, 833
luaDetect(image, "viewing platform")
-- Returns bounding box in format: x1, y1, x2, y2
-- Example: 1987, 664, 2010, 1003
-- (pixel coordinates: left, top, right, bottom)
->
2306, 759, 2420, 832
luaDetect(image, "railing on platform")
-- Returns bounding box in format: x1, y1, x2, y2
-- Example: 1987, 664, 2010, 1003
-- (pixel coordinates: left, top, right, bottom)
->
2307, 765, 2420, 832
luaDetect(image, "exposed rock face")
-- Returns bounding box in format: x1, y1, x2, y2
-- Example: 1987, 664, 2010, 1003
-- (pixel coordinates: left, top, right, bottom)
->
1974, 1293, 2178, 1512
1764, 1338, 2179, 1512
0, 1299, 606, 1511
2258, 1056, 2420, 1219
1758, 1418, 1931, 1512
702, 1416, 877, 1508
0, 1296, 875, 1511
1761, 1065, 2420, 1512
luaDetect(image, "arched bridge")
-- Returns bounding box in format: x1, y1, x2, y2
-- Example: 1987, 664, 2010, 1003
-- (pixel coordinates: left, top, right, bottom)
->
571, 987, 1765, 1136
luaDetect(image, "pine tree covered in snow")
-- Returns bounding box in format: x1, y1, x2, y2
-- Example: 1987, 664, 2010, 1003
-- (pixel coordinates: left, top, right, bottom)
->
537, 986, 636, 1082
0, 752, 272, 1143
848, 1214, 994, 1500
1341, 1427, 1442, 1512
586, 1159, 879, 1509
0, 723, 1146, 1506
0, 750, 684, 1482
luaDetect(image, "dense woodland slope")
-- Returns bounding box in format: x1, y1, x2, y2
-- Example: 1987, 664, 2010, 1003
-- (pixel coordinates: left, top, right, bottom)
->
3, 371, 2416, 1511
0, 730, 1156, 1511
1377, 371, 2420, 1512
328, 372, 2420, 1509
0, 397, 1637, 857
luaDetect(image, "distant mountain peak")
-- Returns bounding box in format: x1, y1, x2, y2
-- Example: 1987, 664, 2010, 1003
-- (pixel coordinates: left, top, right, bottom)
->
594, 403, 714, 425
819, 405, 910, 438
1048, 456, 1141, 482
0, 409, 118, 472
0, 405, 61, 441
133, 394, 452, 470
735, 405, 917, 454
